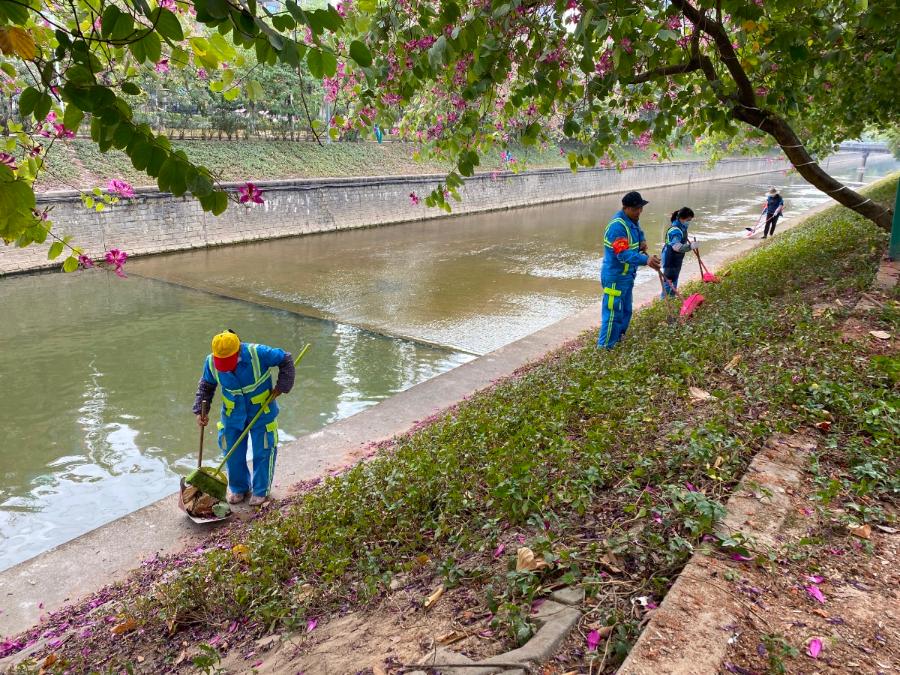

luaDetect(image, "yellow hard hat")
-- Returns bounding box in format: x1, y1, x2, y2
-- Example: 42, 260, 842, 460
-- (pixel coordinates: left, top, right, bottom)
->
211, 330, 240, 358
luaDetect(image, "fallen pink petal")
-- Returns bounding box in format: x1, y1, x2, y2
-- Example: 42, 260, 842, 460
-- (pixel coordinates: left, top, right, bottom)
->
493, 543, 505, 558
805, 585, 826, 603
806, 575, 824, 584
807, 637, 822, 658
730, 553, 752, 562
587, 628, 601, 651
306, 618, 317, 633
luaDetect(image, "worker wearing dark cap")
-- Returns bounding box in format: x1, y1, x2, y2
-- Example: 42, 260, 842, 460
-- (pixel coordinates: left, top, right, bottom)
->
598, 191, 661, 349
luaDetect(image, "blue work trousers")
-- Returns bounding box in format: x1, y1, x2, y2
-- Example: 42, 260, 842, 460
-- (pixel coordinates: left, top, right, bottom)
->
598, 280, 634, 349
218, 423, 278, 497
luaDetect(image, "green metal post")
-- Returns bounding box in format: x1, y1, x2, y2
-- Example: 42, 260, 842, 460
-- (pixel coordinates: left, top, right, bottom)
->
891, 179, 900, 261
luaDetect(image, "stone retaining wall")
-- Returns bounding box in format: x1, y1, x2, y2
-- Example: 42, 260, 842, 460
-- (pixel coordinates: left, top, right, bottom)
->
2, 154, 830, 276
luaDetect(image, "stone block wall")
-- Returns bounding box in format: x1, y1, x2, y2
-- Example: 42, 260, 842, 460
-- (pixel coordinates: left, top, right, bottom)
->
1, 155, 811, 275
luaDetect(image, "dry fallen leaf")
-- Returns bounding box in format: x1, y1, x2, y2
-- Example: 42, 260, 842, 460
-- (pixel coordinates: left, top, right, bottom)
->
436, 630, 467, 645
516, 547, 550, 572
41, 653, 58, 669
424, 585, 445, 609
416, 554, 430, 566
875, 525, 897, 534
689, 386, 713, 402
231, 544, 250, 562
815, 420, 832, 432
812, 608, 829, 618
372, 667, 388, 675
111, 618, 138, 635
725, 354, 743, 370
869, 330, 891, 340
850, 524, 871, 540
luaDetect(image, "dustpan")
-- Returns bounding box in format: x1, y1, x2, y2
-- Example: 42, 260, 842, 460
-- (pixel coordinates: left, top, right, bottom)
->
179, 401, 232, 523
692, 240, 719, 283
680, 293, 705, 317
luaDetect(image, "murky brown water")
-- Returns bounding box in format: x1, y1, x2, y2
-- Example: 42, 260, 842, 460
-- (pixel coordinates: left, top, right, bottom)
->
132, 155, 895, 354
2, 154, 895, 571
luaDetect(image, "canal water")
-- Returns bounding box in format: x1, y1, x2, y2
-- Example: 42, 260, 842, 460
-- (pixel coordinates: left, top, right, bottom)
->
1, 154, 896, 570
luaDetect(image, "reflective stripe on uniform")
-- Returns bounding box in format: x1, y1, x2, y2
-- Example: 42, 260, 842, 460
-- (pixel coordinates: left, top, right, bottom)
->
603, 283, 619, 346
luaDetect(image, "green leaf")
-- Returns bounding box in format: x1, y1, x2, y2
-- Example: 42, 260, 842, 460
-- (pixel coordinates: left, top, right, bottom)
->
152, 8, 184, 41
63, 255, 79, 272
121, 82, 141, 96
101, 5, 123, 39
307, 48, 326, 78
33, 94, 52, 125
48, 241, 64, 260
63, 104, 84, 134
349, 40, 372, 67
110, 13, 135, 42
245, 80, 264, 101
428, 35, 448, 69
18, 87, 41, 118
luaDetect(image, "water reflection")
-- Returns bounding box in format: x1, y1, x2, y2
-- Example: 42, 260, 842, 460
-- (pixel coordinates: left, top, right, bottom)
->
0, 273, 470, 570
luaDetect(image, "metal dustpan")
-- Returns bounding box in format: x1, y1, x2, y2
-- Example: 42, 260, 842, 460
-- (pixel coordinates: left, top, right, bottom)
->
179, 400, 232, 524
178, 477, 232, 524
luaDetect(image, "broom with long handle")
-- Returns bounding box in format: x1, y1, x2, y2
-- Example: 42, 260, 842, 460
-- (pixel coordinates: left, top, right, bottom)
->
186, 344, 311, 501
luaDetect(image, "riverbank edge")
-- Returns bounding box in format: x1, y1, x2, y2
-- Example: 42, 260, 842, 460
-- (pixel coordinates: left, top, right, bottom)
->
0, 194, 839, 640
0, 153, 828, 276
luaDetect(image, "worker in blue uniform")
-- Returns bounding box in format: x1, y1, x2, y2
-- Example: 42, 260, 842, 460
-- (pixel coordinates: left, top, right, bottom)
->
660, 206, 696, 298
598, 191, 661, 349
193, 330, 296, 506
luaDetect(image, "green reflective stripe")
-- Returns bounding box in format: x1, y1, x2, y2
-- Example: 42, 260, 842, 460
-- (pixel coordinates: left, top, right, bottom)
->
222, 398, 235, 416
250, 389, 272, 414
604, 285, 620, 311
207, 355, 220, 385
248, 343, 262, 382
623, 263, 630, 275
604, 283, 617, 344
667, 227, 682, 240
216, 421, 224, 430
604, 218, 633, 247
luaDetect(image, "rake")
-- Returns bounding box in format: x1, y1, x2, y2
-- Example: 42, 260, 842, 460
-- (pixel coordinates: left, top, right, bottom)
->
185, 343, 310, 502
692, 238, 720, 283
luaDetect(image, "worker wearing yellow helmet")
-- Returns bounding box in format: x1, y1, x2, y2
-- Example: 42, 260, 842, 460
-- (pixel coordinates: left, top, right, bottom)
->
192, 330, 296, 506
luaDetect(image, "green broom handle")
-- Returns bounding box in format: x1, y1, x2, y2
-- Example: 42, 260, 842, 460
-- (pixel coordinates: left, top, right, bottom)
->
213, 343, 311, 473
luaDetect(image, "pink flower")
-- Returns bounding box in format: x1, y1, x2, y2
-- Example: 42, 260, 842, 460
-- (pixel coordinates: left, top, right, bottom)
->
107, 179, 135, 198
805, 585, 826, 604
155, 59, 170, 74
620, 37, 634, 54
159, 0, 176, 8
53, 124, 75, 139
684, 482, 698, 492
0, 152, 17, 170
197, 68, 208, 80
409, 192, 420, 206
45, 111, 57, 122
238, 182, 264, 204
104, 248, 128, 278
78, 254, 95, 269
29, 145, 42, 157
807, 638, 822, 658
587, 629, 601, 651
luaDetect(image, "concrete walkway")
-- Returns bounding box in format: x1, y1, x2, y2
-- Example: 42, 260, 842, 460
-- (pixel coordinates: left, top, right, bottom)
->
0, 210, 821, 639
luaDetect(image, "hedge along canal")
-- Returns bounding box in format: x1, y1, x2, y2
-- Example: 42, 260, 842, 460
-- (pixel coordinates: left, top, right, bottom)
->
0, 155, 893, 576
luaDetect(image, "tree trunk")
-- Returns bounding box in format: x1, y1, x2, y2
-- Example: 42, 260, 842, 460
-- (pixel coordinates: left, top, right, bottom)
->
732, 106, 893, 230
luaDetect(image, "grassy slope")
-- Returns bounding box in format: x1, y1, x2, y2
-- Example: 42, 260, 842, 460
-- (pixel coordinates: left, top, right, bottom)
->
9, 177, 898, 673
36, 139, 703, 191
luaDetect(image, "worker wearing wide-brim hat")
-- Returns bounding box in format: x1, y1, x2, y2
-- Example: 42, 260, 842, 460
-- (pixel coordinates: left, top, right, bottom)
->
192, 330, 296, 506
763, 186, 784, 239
598, 191, 661, 349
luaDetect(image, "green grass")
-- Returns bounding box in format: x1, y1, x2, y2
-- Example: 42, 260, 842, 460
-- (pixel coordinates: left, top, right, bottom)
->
34, 139, 706, 191
12, 176, 898, 672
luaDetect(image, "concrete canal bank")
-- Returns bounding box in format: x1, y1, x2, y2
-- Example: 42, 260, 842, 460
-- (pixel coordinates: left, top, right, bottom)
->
0, 204, 826, 639
0, 156, 796, 275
